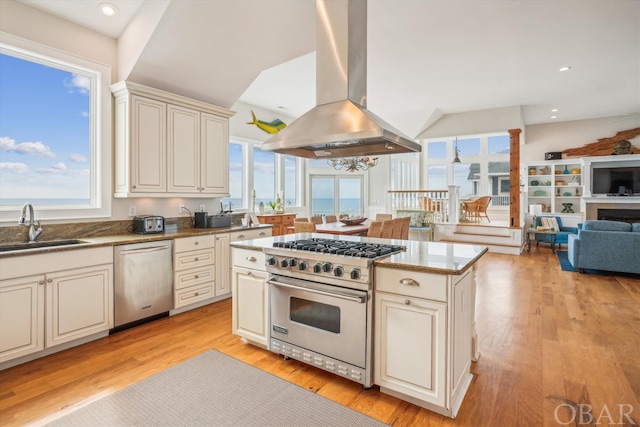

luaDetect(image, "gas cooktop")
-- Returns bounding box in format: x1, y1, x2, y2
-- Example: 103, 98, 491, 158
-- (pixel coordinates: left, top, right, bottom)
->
272, 238, 405, 259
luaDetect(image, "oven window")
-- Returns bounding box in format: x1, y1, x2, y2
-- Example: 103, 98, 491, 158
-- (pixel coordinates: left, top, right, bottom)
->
290, 297, 340, 334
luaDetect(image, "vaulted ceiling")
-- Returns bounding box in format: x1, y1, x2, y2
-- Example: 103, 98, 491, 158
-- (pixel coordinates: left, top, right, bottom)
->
19, 0, 640, 138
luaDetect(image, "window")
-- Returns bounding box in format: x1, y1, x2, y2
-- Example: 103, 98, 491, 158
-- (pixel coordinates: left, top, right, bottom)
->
0, 34, 111, 221
222, 139, 302, 211
310, 175, 363, 217
253, 145, 276, 207
390, 153, 420, 190
423, 133, 510, 208
226, 142, 244, 210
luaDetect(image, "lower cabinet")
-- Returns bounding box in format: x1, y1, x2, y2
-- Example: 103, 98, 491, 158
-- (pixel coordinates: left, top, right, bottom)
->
173, 235, 216, 309
231, 248, 268, 346
0, 247, 113, 364
374, 267, 474, 418
375, 292, 447, 408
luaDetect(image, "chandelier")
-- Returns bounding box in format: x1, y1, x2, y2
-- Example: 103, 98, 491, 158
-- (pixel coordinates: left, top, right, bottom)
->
327, 156, 379, 172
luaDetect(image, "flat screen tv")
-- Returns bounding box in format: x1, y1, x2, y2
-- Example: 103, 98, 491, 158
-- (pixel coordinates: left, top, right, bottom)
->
591, 166, 640, 195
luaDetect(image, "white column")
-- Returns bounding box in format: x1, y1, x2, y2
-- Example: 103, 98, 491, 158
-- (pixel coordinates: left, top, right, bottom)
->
448, 185, 460, 223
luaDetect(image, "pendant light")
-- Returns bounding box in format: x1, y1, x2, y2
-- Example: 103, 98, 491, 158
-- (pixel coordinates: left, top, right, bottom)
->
452, 137, 461, 163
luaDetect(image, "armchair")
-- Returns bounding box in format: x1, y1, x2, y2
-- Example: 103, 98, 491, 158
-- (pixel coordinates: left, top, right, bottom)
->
463, 196, 491, 222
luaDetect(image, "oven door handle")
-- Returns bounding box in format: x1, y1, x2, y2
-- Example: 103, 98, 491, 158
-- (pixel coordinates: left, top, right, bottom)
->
267, 279, 366, 304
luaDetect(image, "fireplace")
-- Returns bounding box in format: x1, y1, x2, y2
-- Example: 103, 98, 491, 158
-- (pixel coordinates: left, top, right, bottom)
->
597, 209, 640, 224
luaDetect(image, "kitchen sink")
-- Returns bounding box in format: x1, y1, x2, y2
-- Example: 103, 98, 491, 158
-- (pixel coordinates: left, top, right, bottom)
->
0, 239, 89, 252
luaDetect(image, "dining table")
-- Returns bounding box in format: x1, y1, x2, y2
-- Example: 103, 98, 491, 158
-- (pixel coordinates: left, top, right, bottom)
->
286, 220, 370, 236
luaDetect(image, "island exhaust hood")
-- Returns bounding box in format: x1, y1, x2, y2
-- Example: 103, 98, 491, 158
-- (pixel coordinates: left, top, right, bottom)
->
261, 0, 422, 159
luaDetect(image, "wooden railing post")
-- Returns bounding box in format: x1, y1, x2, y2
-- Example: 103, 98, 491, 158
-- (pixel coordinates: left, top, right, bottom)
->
508, 128, 522, 228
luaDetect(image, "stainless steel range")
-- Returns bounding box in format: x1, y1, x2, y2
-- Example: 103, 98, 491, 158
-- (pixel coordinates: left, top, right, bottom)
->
264, 237, 404, 388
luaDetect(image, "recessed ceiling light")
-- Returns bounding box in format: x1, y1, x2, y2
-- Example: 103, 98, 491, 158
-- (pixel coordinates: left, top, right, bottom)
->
558, 66, 571, 72
99, 3, 119, 17
550, 116, 557, 119
551, 108, 558, 112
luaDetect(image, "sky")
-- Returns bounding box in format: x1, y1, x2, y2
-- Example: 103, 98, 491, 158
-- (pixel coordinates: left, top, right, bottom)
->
0, 53, 90, 202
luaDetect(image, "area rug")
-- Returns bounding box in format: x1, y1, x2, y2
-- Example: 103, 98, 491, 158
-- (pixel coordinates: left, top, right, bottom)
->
45, 350, 388, 427
557, 250, 640, 278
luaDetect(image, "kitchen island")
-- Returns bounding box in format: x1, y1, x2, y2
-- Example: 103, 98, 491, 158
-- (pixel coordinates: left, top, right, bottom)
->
231, 233, 487, 418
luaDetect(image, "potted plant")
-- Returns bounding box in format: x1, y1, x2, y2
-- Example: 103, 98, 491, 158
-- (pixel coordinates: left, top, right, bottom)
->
268, 201, 277, 213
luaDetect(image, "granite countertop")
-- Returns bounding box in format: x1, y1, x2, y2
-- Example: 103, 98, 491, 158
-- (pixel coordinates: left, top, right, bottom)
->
231, 233, 488, 275
0, 224, 273, 258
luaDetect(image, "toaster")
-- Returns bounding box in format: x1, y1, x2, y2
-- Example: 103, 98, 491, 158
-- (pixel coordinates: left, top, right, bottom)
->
132, 215, 165, 234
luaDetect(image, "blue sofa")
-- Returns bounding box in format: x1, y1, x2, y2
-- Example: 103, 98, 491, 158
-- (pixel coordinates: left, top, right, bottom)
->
567, 220, 640, 274
534, 216, 578, 249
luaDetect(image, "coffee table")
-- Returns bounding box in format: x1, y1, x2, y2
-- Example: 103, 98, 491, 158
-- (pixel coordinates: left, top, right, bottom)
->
526, 229, 558, 253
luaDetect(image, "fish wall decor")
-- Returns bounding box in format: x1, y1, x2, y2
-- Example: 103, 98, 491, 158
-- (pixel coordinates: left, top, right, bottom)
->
247, 110, 287, 134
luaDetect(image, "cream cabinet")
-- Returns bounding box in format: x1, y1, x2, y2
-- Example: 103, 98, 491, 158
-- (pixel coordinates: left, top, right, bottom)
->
0, 247, 113, 365
111, 81, 234, 198
374, 267, 474, 418
173, 235, 216, 309
0, 275, 44, 362
232, 248, 268, 347
214, 233, 231, 296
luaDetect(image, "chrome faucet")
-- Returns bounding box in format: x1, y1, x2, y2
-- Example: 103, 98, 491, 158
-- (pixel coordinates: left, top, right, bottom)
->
19, 202, 43, 243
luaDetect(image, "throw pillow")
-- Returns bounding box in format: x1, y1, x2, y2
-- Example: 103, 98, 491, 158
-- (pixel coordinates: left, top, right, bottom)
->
540, 217, 559, 231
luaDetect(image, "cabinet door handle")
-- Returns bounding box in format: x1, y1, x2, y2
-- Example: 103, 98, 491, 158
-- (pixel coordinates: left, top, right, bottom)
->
195, 241, 199, 245
247, 271, 253, 276
194, 275, 199, 279
194, 258, 199, 261
405, 299, 411, 305
39, 280, 45, 285
246, 256, 257, 262
47, 278, 53, 283
400, 278, 420, 287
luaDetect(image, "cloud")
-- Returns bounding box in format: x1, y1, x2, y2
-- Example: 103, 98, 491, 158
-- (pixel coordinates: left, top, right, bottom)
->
254, 161, 275, 174
0, 162, 29, 173
69, 153, 87, 163
52, 162, 67, 170
64, 74, 90, 95
0, 136, 56, 158
81, 111, 89, 117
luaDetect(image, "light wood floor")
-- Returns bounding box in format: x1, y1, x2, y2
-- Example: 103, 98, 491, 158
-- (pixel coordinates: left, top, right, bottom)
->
1, 249, 639, 426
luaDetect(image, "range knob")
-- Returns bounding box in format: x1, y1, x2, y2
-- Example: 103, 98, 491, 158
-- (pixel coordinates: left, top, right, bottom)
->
323, 263, 333, 273
289, 258, 298, 267
280, 259, 289, 268
298, 261, 308, 271
350, 269, 361, 280
313, 263, 323, 273
334, 266, 344, 277
266, 257, 277, 266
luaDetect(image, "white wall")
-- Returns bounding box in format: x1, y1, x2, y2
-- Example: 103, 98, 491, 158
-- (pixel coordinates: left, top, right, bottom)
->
523, 116, 640, 162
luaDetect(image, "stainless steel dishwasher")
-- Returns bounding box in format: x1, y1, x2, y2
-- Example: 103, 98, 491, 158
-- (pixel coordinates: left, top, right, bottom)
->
114, 240, 174, 328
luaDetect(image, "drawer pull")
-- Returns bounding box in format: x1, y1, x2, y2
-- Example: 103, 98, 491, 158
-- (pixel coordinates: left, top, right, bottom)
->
194, 275, 199, 279
195, 292, 200, 296
247, 271, 253, 276
400, 278, 420, 287
405, 300, 411, 305
194, 258, 199, 261
195, 241, 199, 245
259, 232, 266, 236
246, 256, 257, 262
237, 234, 246, 239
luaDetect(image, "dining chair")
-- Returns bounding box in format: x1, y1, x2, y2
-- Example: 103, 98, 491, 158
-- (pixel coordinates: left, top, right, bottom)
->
418, 196, 433, 211
380, 218, 403, 239
310, 216, 323, 225
325, 215, 338, 223
294, 222, 316, 233
367, 221, 383, 238
398, 216, 411, 240
294, 217, 309, 222
376, 213, 392, 221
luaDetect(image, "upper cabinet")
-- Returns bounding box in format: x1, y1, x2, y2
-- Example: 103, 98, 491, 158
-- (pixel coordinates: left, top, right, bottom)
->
111, 81, 235, 198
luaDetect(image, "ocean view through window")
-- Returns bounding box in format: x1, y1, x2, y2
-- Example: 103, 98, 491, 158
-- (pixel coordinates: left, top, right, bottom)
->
0, 34, 111, 221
